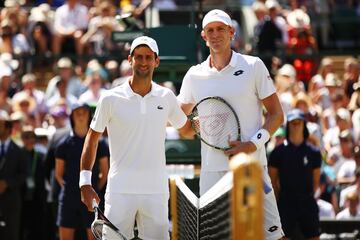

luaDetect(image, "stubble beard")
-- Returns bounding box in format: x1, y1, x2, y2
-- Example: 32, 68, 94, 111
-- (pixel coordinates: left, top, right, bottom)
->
134, 68, 152, 79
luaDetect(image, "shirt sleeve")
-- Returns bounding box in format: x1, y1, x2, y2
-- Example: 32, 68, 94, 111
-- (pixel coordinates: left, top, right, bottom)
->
90, 93, 111, 133
167, 90, 187, 129
96, 139, 110, 159
268, 146, 281, 168
54, 139, 67, 161
77, 6, 89, 30
311, 147, 322, 169
254, 57, 276, 100
177, 67, 196, 104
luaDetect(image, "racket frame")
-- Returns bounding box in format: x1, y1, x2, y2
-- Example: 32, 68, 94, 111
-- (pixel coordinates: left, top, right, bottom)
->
91, 201, 127, 240
189, 96, 241, 150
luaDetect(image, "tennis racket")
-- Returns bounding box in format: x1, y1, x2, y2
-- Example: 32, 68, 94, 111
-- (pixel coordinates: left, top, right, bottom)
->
91, 199, 127, 240
189, 96, 241, 150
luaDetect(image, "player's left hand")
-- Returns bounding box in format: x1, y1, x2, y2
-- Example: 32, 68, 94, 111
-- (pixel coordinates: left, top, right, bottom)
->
224, 140, 257, 156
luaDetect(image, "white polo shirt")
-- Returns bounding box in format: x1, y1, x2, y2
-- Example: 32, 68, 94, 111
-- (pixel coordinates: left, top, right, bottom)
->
178, 51, 276, 170
91, 81, 187, 194
54, 3, 88, 32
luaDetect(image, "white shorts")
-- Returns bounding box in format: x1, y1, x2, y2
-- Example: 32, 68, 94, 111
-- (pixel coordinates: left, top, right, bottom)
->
104, 192, 170, 240
199, 170, 228, 196
200, 167, 284, 240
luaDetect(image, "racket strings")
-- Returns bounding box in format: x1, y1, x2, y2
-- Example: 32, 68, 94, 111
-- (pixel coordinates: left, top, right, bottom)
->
92, 221, 127, 240
92, 221, 105, 239
192, 99, 239, 149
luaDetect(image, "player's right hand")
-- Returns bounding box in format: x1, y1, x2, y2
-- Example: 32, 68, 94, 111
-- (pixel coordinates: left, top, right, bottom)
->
80, 185, 100, 211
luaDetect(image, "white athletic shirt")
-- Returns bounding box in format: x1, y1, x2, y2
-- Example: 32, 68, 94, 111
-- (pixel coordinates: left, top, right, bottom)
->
91, 81, 187, 194
54, 3, 88, 32
178, 51, 276, 170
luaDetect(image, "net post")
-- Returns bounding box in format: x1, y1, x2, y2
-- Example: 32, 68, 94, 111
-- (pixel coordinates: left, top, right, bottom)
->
169, 177, 178, 240
230, 153, 264, 240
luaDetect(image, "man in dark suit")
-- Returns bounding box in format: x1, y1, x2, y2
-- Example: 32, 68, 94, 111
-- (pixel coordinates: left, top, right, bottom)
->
0, 110, 27, 240
21, 125, 47, 240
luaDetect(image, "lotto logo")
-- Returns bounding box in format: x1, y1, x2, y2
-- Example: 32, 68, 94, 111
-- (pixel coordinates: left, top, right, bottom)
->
268, 226, 279, 232
233, 70, 244, 76
257, 133, 262, 139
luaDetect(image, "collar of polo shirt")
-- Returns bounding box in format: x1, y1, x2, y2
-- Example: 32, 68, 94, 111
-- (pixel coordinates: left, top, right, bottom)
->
123, 81, 162, 98
205, 50, 238, 70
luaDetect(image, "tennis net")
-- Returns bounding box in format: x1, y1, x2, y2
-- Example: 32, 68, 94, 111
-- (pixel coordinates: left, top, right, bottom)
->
170, 153, 264, 240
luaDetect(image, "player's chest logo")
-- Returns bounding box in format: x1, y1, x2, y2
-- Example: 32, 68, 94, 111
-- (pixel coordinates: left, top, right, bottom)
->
233, 69, 244, 76
303, 156, 308, 166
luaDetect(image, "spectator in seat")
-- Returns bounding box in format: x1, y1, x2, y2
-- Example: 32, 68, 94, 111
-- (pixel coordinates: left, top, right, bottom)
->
104, 60, 120, 88
0, 18, 30, 55
28, 4, 54, 56
253, 1, 283, 69
45, 57, 85, 100
0, 65, 12, 113
343, 57, 359, 99
286, 9, 317, 85
80, 1, 124, 56
336, 139, 358, 186
79, 60, 107, 106
111, 59, 132, 88
53, 0, 88, 56
336, 190, 360, 219
308, 57, 334, 97
339, 167, 360, 209
14, 74, 48, 123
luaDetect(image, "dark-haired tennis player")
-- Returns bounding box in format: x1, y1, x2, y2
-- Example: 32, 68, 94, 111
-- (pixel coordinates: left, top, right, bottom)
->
177, 9, 285, 240
80, 36, 190, 240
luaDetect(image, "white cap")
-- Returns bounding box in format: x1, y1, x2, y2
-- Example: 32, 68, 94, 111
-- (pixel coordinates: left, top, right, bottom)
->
287, 9, 310, 29
130, 36, 159, 55
278, 64, 296, 79
0, 109, 10, 121
265, 0, 280, 9
202, 9, 232, 29
336, 108, 350, 122
0, 64, 12, 78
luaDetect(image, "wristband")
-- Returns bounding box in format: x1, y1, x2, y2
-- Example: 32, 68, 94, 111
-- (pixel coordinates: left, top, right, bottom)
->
79, 170, 92, 188
250, 128, 270, 150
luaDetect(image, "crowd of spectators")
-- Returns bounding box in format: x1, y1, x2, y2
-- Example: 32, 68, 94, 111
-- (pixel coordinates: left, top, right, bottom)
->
0, 0, 359, 240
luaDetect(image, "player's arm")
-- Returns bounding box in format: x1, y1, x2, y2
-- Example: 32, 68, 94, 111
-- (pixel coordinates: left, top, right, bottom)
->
268, 166, 280, 200
225, 93, 283, 156
55, 158, 65, 188
177, 103, 195, 138
312, 167, 321, 195
80, 128, 103, 211
261, 93, 284, 136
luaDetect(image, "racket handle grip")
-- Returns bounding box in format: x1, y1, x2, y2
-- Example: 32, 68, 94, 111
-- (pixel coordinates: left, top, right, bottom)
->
92, 198, 98, 209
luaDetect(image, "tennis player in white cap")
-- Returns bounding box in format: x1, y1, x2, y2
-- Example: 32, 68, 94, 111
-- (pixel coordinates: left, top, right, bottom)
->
178, 9, 285, 240
79, 36, 190, 239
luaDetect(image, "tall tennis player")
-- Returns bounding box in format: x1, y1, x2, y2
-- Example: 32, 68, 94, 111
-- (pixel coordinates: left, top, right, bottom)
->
177, 9, 285, 240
